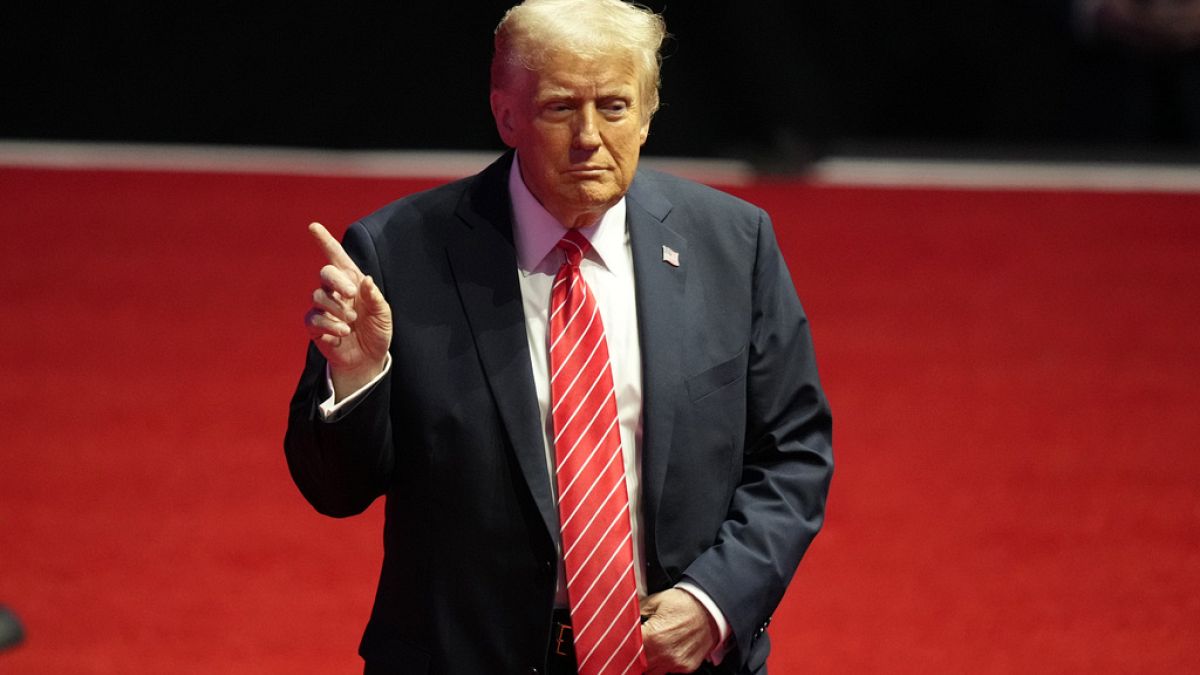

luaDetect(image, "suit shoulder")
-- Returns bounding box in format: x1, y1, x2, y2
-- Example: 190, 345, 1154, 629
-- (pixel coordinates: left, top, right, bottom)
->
634, 169, 764, 216
632, 168, 768, 246
350, 175, 474, 240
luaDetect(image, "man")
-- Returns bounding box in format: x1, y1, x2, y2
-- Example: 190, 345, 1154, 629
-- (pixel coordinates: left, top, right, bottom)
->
285, 1, 832, 673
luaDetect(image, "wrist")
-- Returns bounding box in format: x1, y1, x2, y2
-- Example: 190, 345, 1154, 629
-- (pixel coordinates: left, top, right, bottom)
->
330, 359, 386, 401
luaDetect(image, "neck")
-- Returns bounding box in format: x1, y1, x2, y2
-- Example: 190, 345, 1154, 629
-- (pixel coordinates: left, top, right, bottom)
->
556, 209, 605, 230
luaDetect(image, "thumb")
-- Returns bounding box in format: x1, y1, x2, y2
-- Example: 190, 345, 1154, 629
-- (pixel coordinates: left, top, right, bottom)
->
640, 594, 660, 617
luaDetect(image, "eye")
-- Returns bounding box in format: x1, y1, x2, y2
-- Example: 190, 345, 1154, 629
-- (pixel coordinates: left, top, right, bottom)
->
602, 99, 629, 114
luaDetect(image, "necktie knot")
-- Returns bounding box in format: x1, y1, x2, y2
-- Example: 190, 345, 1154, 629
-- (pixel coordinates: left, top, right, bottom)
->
556, 230, 591, 268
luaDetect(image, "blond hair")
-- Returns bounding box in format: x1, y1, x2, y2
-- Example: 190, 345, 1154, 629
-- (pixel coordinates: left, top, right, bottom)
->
491, 0, 667, 117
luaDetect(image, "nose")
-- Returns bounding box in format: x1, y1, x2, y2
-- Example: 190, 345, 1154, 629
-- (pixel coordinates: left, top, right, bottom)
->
572, 106, 601, 150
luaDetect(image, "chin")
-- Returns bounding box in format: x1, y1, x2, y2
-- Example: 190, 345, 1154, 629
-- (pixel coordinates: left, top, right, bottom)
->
569, 182, 621, 204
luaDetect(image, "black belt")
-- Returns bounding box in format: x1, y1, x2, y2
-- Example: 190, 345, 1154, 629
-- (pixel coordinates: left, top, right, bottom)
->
547, 607, 578, 675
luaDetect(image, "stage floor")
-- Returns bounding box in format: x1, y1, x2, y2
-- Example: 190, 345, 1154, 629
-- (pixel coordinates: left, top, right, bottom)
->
2, 157, 1198, 673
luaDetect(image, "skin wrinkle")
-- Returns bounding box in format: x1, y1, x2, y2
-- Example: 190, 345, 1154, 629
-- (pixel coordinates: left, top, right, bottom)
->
491, 51, 650, 230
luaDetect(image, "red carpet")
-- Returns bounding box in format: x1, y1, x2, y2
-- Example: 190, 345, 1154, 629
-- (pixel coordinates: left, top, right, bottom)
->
1, 166, 1197, 673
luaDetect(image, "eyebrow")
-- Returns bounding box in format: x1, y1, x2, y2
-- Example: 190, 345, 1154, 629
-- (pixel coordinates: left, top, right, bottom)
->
536, 87, 576, 100
536, 86, 635, 101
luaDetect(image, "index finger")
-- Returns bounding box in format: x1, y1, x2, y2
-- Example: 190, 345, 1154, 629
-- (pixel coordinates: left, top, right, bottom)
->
308, 222, 362, 274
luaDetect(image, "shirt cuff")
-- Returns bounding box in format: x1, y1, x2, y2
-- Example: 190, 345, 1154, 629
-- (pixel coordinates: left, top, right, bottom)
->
317, 354, 392, 421
674, 580, 731, 665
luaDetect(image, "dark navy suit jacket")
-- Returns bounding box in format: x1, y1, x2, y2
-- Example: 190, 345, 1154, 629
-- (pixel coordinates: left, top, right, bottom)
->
285, 152, 833, 674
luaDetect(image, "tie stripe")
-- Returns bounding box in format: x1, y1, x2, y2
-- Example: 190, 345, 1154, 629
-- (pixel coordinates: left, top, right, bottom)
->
570, 532, 633, 609
551, 330, 607, 407
549, 229, 645, 675
559, 417, 621, 500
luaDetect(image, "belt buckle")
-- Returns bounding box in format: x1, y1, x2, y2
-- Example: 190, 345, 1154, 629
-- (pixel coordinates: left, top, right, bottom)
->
553, 619, 573, 657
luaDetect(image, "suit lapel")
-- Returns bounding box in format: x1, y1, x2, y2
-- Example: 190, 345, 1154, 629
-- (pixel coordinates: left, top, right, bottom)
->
627, 175, 686, 564
446, 153, 561, 548
441, 162, 688, 565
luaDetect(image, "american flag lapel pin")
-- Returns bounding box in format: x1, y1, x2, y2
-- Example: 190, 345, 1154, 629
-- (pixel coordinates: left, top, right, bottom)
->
662, 245, 680, 267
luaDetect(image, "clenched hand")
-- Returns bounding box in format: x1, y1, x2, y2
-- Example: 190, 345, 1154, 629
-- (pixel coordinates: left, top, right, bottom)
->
641, 588, 720, 675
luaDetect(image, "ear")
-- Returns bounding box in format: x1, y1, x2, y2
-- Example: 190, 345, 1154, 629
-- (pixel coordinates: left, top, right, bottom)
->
639, 117, 651, 146
490, 90, 518, 148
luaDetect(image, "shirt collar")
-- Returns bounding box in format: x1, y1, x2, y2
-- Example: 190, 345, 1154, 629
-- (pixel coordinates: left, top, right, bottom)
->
509, 152, 628, 276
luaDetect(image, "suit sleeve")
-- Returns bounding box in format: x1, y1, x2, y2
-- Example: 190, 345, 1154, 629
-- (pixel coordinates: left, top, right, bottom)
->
680, 210, 834, 663
283, 221, 398, 518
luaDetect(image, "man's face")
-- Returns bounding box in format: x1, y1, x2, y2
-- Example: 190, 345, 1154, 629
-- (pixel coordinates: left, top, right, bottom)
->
491, 50, 651, 229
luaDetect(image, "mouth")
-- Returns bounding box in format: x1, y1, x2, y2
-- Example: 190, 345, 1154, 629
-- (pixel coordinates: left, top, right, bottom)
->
564, 166, 610, 178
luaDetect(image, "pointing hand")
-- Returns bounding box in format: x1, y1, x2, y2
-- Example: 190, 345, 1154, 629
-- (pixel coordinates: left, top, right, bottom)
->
304, 222, 393, 398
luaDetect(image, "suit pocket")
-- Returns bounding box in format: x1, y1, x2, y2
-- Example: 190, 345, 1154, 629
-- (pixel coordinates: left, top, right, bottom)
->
685, 348, 746, 402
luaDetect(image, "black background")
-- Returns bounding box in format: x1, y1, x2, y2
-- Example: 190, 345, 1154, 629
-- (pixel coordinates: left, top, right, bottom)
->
3, 1, 1198, 160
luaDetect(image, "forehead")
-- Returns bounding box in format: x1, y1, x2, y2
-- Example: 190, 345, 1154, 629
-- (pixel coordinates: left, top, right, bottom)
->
522, 50, 640, 96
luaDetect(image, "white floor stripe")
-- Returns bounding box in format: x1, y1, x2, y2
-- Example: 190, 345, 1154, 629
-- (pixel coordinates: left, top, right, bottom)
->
808, 157, 1200, 193
0, 140, 753, 185
5, 140, 1197, 192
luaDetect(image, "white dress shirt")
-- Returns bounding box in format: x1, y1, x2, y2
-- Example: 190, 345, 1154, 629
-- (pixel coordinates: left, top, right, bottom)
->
507, 155, 645, 604
318, 154, 729, 660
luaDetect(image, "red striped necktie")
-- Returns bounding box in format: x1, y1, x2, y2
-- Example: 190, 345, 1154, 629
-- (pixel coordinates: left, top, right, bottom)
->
549, 230, 646, 675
